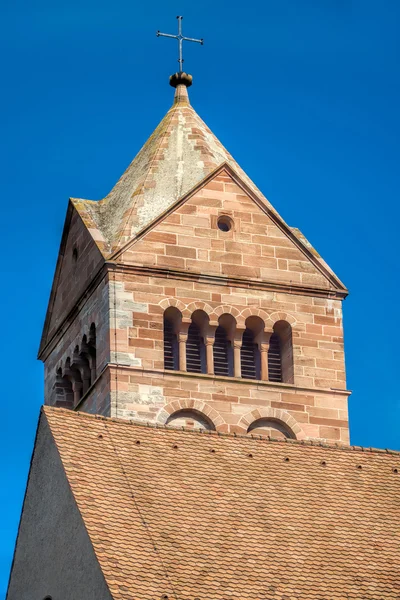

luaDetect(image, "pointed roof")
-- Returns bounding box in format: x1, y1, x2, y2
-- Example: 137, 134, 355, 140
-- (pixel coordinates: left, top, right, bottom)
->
39, 406, 400, 600
72, 73, 279, 254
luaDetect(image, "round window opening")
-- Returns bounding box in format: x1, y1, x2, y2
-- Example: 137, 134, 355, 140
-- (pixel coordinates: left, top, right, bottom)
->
217, 216, 233, 232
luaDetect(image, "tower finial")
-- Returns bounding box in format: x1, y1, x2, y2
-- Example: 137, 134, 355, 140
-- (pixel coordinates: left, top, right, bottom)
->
156, 16, 203, 75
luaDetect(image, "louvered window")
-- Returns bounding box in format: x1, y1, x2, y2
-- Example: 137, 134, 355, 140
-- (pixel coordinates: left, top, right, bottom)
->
213, 326, 232, 377
186, 322, 206, 373
164, 318, 178, 370
268, 333, 282, 382
241, 329, 261, 380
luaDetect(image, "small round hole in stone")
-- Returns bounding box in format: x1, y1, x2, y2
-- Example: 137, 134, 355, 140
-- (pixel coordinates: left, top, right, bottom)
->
217, 215, 233, 232
393, 467, 398, 474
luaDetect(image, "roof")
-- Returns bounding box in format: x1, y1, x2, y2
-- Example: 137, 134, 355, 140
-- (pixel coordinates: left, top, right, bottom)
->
74, 82, 277, 253
44, 405, 400, 600
71, 82, 330, 264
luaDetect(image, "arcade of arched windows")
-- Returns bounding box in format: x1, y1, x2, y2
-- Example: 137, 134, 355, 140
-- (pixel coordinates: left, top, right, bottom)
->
163, 308, 294, 384
53, 323, 96, 409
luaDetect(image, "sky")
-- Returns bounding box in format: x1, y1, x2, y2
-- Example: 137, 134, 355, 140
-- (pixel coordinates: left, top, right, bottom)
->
0, 0, 399, 595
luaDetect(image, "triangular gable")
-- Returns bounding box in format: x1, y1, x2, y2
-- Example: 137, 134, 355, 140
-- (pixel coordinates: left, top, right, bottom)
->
38, 202, 105, 358
116, 164, 347, 294
73, 88, 280, 254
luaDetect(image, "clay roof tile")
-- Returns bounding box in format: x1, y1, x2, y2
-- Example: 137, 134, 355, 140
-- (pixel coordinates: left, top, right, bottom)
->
43, 406, 400, 600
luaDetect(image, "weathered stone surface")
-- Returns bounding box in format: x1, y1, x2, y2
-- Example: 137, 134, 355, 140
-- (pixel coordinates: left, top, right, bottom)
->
39, 82, 350, 444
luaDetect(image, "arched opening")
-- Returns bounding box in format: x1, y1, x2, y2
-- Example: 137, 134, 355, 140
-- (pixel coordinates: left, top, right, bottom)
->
166, 409, 216, 431
62, 375, 74, 407
213, 326, 230, 376
272, 320, 294, 383
213, 314, 235, 377
53, 368, 74, 409
241, 316, 264, 380
247, 418, 296, 439
72, 345, 91, 395
79, 354, 91, 394
64, 357, 83, 406
186, 310, 208, 374
88, 323, 97, 381
89, 323, 96, 346
268, 333, 282, 382
163, 307, 181, 370
241, 329, 259, 379
79, 336, 94, 393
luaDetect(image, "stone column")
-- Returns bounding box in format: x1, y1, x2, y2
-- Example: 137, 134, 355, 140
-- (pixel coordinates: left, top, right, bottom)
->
260, 342, 270, 381
178, 323, 189, 372
205, 338, 215, 375
72, 381, 83, 406
259, 332, 272, 381
233, 338, 242, 378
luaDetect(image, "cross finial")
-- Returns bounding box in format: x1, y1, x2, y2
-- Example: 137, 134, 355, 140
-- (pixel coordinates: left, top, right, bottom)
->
157, 16, 203, 74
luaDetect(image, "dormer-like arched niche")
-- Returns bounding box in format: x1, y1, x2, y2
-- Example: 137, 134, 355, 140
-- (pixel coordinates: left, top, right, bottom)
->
247, 418, 296, 439
166, 409, 216, 431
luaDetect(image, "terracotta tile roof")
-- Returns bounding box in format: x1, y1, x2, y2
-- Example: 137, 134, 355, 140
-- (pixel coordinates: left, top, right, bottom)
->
43, 406, 400, 600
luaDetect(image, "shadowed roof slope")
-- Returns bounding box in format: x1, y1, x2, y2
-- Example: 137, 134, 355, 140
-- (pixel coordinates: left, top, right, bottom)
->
43, 406, 400, 600
72, 81, 280, 254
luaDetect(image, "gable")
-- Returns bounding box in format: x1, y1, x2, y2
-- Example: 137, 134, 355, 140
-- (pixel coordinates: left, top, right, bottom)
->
119, 168, 345, 292
39, 203, 105, 356
7, 413, 112, 600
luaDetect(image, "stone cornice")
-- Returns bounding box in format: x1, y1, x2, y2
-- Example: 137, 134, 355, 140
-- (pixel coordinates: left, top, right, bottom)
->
104, 363, 352, 397
105, 261, 348, 299
73, 362, 350, 414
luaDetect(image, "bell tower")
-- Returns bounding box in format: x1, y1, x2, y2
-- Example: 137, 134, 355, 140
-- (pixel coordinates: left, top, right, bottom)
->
38, 67, 350, 443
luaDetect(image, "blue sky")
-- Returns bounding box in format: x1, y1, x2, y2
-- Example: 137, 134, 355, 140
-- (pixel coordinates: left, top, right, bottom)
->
1, 0, 399, 595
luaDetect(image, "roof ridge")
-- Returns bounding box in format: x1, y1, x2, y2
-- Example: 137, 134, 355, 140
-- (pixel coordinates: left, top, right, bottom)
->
42, 406, 400, 455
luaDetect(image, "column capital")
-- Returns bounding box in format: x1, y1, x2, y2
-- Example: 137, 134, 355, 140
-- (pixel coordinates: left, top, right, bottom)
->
263, 331, 272, 343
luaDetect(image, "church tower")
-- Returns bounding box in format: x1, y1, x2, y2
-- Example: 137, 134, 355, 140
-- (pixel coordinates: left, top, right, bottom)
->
11, 25, 400, 600
38, 68, 350, 444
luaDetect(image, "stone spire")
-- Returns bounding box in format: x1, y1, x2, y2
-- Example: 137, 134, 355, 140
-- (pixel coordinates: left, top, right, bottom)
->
72, 72, 280, 255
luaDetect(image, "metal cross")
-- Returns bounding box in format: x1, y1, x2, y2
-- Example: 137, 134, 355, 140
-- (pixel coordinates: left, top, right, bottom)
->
157, 16, 203, 73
